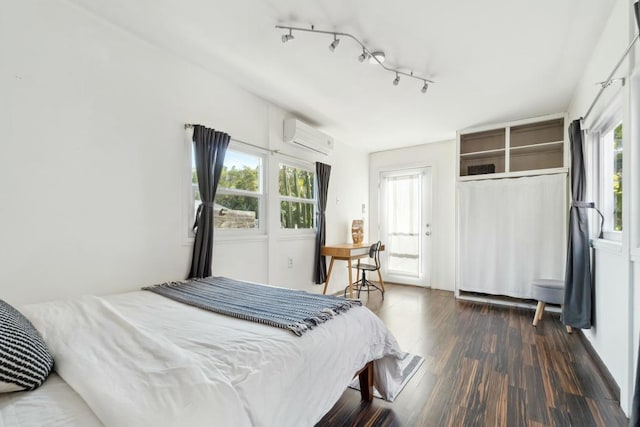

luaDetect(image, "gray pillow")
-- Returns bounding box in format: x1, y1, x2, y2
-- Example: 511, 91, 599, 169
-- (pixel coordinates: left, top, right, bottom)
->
0, 299, 54, 392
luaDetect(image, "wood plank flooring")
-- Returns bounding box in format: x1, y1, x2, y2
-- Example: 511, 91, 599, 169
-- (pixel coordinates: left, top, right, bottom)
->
316, 284, 629, 427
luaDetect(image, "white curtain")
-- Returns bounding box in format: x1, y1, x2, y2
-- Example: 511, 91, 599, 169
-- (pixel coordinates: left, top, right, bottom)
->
458, 174, 566, 299
386, 174, 420, 276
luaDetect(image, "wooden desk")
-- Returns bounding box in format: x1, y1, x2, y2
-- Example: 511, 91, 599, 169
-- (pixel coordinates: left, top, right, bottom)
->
321, 243, 384, 298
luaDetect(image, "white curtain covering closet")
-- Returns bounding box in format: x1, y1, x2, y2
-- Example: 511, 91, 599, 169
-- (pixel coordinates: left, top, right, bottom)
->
458, 173, 566, 299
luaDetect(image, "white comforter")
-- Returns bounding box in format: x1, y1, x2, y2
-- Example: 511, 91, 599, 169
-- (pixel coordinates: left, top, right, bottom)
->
20, 291, 404, 427
0, 373, 102, 427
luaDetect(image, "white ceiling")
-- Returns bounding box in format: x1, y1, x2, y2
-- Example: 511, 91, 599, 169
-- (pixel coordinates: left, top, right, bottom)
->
69, 0, 615, 152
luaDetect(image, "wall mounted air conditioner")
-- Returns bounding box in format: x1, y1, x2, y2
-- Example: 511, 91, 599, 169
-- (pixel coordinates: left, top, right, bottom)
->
283, 118, 334, 155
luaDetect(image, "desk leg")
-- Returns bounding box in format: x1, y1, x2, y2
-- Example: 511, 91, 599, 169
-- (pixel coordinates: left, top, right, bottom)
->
347, 259, 353, 299
322, 258, 335, 295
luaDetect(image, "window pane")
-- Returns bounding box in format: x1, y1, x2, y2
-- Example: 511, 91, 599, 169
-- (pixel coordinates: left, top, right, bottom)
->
192, 178, 200, 203
385, 175, 421, 277
214, 195, 259, 229
613, 122, 622, 231
601, 121, 623, 234
278, 164, 314, 199
219, 150, 261, 192
280, 201, 315, 229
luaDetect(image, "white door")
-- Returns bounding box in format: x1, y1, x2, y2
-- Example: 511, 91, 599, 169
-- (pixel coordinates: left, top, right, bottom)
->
379, 167, 432, 287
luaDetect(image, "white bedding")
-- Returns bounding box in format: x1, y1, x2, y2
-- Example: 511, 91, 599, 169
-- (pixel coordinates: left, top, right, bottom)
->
15, 290, 404, 427
0, 373, 102, 427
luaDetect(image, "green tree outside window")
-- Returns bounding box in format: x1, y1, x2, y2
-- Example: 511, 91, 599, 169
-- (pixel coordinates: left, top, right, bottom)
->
613, 123, 622, 231
278, 164, 315, 229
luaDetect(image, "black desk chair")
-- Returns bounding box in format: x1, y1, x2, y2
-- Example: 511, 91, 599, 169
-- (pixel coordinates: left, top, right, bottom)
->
345, 241, 384, 299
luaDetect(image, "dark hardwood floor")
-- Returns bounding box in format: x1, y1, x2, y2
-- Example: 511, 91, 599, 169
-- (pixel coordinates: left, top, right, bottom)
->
317, 284, 629, 427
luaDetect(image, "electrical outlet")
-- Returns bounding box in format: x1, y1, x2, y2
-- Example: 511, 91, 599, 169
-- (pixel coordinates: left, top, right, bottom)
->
287, 257, 293, 268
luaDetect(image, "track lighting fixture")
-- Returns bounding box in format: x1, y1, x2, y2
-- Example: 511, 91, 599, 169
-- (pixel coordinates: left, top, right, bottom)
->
276, 24, 435, 94
357, 48, 368, 63
329, 35, 340, 52
281, 29, 294, 43
369, 51, 386, 64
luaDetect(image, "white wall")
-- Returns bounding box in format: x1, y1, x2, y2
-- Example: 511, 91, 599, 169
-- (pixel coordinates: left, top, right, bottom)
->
567, 0, 639, 415
0, 0, 367, 305
266, 105, 370, 293
369, 141, 456, 291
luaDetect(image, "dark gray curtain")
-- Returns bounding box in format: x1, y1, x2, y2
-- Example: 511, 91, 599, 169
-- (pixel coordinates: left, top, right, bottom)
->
563, 120, 593, 329
188, 125, 230, 279
632, 336, 640, 427
313, 162, 331, 284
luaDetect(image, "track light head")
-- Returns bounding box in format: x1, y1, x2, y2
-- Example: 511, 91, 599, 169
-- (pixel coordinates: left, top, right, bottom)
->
281, 29, 294, 43
393, 73, 400, 86
329, 35, 340, 52
421, 82, 428, 93
357, 48, 368, 63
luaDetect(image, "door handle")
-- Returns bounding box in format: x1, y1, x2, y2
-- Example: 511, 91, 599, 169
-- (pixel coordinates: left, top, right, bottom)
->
425, 231, 431, 236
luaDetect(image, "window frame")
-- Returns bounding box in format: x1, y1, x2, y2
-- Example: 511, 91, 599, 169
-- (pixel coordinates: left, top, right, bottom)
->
189, 142, 267, 238
590, 106, 623, 242
277, 160, 317, 233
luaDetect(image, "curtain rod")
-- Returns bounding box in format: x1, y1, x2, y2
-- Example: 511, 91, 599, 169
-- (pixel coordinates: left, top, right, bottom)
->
184, 123, 315, 166
273, 150, 315, 166
583, 33, 639, 122
184, 123, 269, 153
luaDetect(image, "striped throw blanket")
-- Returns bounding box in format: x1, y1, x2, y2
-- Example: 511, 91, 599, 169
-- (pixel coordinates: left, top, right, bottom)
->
143, 277, 362, 336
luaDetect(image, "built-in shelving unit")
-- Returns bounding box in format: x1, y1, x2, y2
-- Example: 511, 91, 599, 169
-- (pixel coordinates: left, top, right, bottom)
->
457, 114, 567, 179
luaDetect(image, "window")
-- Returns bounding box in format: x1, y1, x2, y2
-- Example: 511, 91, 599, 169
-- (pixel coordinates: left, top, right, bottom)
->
602, 122, 623, 232
592, 116, 623, 240
192, 146, 264, 231
278, 163, 316, 229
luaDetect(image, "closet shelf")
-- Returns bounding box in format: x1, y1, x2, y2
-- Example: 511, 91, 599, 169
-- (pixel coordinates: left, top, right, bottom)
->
509, 141, 563, 155
460, 148, 505, 159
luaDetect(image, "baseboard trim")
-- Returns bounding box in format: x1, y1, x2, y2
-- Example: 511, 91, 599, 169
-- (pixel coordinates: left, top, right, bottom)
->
576, 329, 621, 403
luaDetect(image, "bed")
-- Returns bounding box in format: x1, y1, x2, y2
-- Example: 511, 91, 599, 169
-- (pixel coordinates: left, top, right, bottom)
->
0, 282, 406, 426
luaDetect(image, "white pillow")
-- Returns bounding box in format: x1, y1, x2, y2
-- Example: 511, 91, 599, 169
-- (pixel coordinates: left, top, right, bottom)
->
0, 299, 54, 392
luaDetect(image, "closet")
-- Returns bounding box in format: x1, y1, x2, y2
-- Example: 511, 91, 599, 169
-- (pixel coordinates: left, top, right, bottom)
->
456, 113, 568, 301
